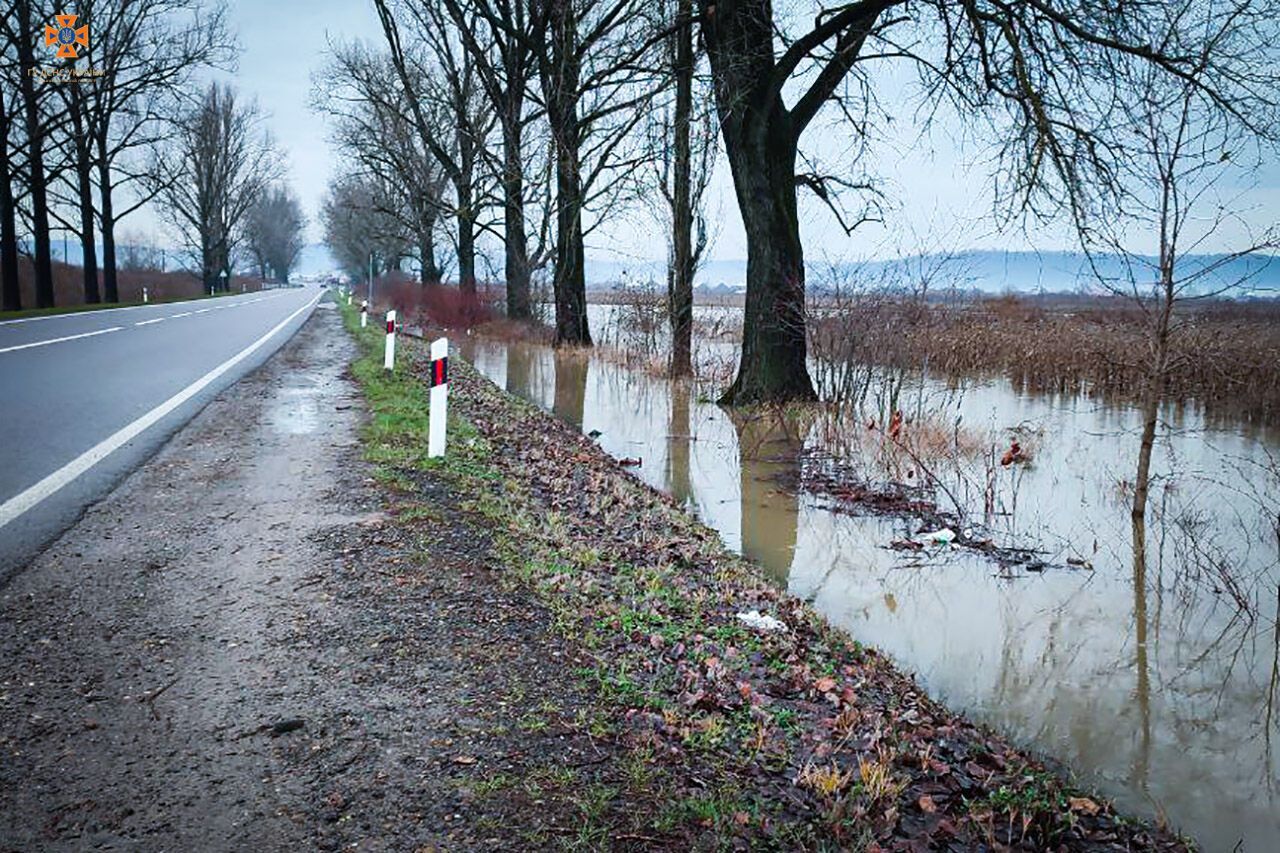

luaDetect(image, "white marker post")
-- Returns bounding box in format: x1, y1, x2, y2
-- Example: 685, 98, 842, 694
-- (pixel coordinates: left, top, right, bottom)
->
360, 299, 368, 328
142, 287, 148, 304
428, 337, 448, 458
383, 310, 397, 371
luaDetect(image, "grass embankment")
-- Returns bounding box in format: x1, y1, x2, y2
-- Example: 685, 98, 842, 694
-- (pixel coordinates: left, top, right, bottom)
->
338, 295, 1191, 850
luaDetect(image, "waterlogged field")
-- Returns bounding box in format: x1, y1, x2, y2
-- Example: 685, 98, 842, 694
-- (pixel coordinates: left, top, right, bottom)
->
461, 305, 1280, 851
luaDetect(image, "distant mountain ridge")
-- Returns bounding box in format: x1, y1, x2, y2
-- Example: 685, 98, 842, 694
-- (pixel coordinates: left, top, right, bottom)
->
586, 250, 1280, 297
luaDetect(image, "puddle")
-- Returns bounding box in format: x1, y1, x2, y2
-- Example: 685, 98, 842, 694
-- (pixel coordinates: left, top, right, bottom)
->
460, 331, 1280, 850
267, 386, 322, 435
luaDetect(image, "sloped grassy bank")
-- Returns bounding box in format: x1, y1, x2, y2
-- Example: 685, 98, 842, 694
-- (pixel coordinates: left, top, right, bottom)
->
340, 300, 1190, 851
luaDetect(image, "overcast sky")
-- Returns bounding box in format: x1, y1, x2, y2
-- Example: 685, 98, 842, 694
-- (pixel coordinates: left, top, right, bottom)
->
143, 0, 1279, 269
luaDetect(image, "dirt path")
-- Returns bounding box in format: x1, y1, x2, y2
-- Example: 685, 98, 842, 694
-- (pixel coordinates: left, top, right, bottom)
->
0, 301, 617, 851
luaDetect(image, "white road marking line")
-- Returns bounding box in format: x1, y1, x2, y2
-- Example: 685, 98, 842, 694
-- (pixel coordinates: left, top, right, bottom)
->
169, 311, 193, 318
0, 294, 259, 326
194, 308, 211, 314
0, 292, 321, 531
135, 318, 164, 327
0, 326, 124, 355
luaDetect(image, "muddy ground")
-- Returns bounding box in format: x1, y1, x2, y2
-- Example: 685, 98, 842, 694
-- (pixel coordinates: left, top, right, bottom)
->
0, 303, 637, 851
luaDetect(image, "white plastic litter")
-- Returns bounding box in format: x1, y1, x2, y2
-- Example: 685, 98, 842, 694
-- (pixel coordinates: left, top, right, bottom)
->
917, 527, 957, 545
737, 610, 787, 633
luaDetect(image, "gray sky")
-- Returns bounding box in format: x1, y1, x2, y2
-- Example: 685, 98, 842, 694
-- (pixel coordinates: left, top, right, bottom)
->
137, 0, 1280, 269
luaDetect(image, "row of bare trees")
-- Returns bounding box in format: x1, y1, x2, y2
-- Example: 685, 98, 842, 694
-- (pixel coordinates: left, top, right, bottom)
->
317, 0, 712, 361
320, 0, 1277, 406
0, 0, 307, 310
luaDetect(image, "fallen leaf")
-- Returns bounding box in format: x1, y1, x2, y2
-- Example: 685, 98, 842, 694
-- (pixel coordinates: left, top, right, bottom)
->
452, 755, 477, 766
814, 676, 837, 693
918, 795, 937, 813
1068, 796, 1100, 816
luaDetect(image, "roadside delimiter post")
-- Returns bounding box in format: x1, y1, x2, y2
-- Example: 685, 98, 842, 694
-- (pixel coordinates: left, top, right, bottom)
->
428, 337, 448, 458
384, 310, 397, 371
360, 299, 368, 328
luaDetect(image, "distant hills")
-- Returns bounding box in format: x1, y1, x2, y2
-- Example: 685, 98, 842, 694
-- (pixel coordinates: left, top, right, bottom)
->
589, 250, 1280, 298
47, 239, 1273, 298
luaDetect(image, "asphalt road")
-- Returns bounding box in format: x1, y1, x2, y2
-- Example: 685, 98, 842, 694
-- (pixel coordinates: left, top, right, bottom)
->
0, 286, 325, 581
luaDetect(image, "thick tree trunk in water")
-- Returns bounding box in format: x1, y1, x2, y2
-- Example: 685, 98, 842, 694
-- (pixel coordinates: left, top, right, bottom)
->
668, 0, 695, 377
720, 132, 814, 403
501, 112, 531, 319
16, 0, 55, 308
552, 153, 589, 345
700, 0, 816, 404
97, 138, 120, 302
0, 99, 20, 311
69, 89, 100, 303
544, 0, 590, 346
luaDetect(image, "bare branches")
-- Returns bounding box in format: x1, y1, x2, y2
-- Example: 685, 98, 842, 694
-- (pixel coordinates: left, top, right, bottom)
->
154, 83, 281, 292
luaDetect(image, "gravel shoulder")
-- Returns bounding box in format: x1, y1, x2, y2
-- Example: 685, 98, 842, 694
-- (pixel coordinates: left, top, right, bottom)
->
1, 300, 625, 851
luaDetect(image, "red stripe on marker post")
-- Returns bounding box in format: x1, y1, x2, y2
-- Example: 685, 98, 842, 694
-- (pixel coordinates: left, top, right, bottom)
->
431, 356, 448, 388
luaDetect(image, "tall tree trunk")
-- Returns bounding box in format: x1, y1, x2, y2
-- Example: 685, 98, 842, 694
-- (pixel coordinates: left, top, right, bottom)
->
16, 0, 55, 308
419, 214, 441, 287
457, 215, 476, 295
456, 176, 477, 296
201, 236, 219, 294
501, 110, 531, 318
1132, 297, 1171, 521
701, 0, 815, 404
69, 87, 100, 304
544, 0, 590, 346
0, 98, 20, 311
719, 126, 814, 403
668, 0, 695, 377
96, 133, 120, 302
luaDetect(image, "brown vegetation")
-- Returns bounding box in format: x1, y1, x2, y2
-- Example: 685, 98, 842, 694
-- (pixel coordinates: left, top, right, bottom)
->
812, 295, 1280, 426
8, 258, 260, 311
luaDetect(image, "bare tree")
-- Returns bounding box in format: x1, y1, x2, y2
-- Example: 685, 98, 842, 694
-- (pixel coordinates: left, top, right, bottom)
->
321, 172, 415, 284
440, 0, 541, 319
314, 41, 452, 287
82, 0, 236, 302
651, 0, 716, 376
530, 0, 664, 345
1080, 12, 1280, 523
156, 82, 280, 293
245, 183, 306, 283
373, 0, 498, 298
698, 0, 1280, 404
0, 60, 22, 310
4, 0, 57, 307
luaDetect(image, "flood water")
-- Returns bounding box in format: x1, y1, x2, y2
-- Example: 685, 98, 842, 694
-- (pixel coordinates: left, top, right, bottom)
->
458, 311, 1280, 851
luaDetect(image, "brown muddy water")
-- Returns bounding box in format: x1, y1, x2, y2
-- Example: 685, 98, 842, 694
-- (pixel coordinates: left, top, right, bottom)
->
458, 311, 1280, 851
